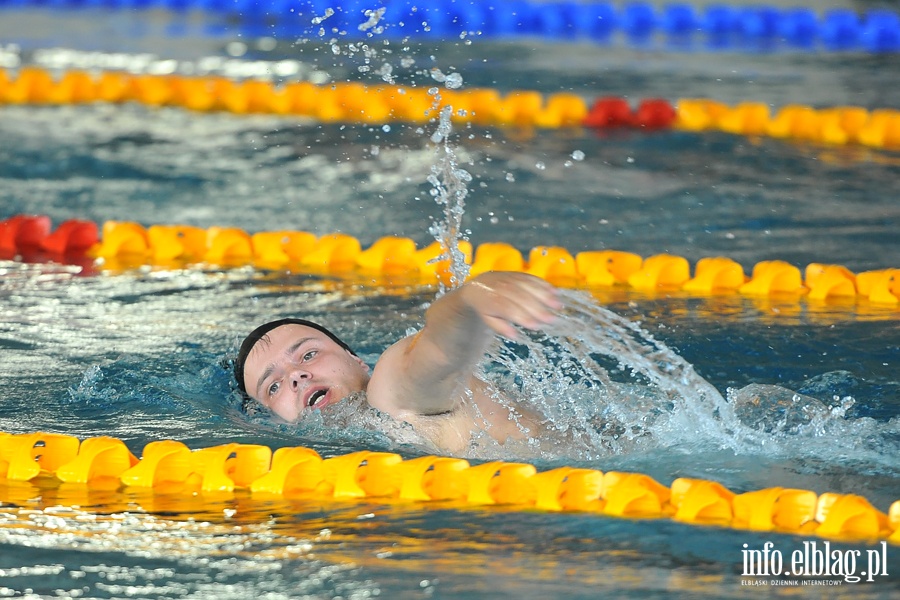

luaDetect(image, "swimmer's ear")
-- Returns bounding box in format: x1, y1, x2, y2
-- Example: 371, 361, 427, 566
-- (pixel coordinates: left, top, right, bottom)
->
349, 351, 370, 372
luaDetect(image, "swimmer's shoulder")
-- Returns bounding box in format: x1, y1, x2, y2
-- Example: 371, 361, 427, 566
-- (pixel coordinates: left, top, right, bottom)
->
364, 334, 418, 417
366, 333, 475, 452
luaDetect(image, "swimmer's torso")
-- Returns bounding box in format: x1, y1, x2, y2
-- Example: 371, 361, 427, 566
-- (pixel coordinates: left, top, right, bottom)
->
382, 377, 546, 455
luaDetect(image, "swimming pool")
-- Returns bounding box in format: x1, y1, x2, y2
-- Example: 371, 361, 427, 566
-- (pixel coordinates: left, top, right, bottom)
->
2, 3, 900, 598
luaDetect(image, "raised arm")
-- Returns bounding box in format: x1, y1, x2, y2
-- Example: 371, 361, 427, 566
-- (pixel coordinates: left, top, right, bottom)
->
366, 271, 560, 417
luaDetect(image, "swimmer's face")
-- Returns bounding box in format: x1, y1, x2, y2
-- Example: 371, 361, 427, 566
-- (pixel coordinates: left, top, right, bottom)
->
241, 324, 370, 422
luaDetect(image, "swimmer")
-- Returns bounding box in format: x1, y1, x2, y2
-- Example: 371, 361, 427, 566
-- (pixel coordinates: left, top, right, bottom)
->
234, 271, 561, 453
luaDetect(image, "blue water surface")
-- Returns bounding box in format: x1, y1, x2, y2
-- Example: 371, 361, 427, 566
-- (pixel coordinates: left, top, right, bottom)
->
1, 6, 899, 599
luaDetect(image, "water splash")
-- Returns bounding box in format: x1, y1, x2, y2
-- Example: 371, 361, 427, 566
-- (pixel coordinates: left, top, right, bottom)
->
358, 7, 387, 33
311, 8, 334, 26
469, 290, 900, 467
302, 8, 473, 287
466, 289, 739, 460
424, 69, 471, 290
727, 383, 899, 468
397, 54, 896, 464
242, 392, 440, 456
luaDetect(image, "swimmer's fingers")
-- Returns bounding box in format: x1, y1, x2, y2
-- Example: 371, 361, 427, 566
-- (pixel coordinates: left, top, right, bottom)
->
481, 315, 523, 340
480, 295, 556, 338
464, 272, 561, 337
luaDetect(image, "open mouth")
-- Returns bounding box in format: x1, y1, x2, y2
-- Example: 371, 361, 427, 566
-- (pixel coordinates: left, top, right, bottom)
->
307, 388, 327, 408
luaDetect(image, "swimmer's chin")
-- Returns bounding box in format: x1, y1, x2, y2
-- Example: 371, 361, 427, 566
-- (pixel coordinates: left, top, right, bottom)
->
261, 389, 345, 423
296, 392, 371, 426
274, 391, 363, 424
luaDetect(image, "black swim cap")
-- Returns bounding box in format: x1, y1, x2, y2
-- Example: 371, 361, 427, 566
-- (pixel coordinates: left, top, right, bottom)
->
233, 318, 356, 402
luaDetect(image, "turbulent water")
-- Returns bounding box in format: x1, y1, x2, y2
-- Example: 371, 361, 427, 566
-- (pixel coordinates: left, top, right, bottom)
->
228, 282, 900, 510
1, 5, 900, 599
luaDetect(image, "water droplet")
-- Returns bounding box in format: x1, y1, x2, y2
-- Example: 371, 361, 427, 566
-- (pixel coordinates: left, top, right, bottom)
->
377, 62, 394, 83
358, 7, 386, 32
505, 172, 515, 182
311, 8, 334, 25
453, 168, 472, 182
444, 72, 463, 89
382, 124, 391, 133
226, 42, 247, 57
571, 150, 585, 161
535, 161, 546, 170
257, 37, 276, 52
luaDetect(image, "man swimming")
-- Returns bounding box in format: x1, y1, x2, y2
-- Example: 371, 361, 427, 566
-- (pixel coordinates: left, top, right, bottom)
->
234, 271, 561, 453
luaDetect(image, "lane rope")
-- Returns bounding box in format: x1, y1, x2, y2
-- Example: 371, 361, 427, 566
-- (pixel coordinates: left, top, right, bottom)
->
3, 215, 899, 306
2, 67, 899, 149
0, 431, 897, 545
1, 2, 898, 52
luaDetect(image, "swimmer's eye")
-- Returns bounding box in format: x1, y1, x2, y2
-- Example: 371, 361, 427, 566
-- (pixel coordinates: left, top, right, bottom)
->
267, 381, 280, 397
301, 350, 317, 362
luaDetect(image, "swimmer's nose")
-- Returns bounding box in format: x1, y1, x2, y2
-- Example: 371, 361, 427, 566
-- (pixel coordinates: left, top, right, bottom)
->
288, 368, 311, 391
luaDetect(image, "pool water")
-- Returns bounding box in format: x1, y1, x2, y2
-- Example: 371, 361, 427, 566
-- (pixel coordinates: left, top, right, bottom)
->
2, 6, 900, 599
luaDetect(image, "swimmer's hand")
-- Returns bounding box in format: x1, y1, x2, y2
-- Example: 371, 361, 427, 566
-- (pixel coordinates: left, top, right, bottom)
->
457, 272, 561, 340
367, 271, 561, 417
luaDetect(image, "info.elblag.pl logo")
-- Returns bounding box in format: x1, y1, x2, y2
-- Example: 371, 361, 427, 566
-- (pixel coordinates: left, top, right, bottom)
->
741, 540, 891, 586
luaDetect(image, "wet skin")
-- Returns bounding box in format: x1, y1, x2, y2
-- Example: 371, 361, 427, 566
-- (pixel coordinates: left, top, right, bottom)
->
241, 272, 561, 452
242, 324, 371, 422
